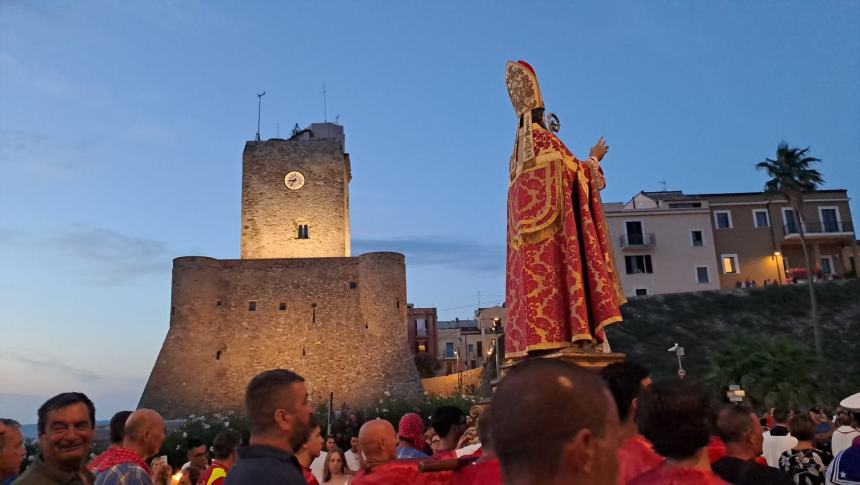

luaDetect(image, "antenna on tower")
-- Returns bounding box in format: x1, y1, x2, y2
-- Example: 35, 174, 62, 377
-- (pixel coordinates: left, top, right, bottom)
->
255, 91, 266, 141
658, 178, 668, 191
323, 83, 327, 122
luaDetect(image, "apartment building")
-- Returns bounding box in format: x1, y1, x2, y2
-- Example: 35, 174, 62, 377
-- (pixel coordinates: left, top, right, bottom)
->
604, 192, 721, 297
406, 305, 438, 356
700, 190, 857, 287
436, 306, 505, 375
604, 189, 857, 295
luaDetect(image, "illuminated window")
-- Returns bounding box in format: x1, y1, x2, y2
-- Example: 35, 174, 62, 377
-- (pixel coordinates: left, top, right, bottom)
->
714, 210, 733, 229
721, 254, 739, 274
417, 344, 427, 352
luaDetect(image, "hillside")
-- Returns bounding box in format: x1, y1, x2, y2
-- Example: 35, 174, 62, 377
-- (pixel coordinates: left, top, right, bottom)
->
606, 279, 860, 407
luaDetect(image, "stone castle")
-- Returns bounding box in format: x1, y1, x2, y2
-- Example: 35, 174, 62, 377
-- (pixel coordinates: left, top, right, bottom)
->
139, 123, 422, 418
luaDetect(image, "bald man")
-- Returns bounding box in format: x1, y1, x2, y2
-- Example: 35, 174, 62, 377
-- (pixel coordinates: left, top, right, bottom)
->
352, 419, 426, 485
491, 358, 622, 485
94, 409, 169, 485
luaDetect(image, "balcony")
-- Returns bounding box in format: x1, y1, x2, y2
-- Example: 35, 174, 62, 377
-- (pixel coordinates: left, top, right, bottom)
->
783, 220, 854, 242
619, 233, 656, 251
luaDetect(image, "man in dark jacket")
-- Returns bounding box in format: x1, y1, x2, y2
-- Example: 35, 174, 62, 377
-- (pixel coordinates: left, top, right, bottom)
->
225, 369, 314, 485
712, 405, 794, 485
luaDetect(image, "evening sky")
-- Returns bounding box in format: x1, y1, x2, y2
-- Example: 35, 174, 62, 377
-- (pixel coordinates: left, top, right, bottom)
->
1, 1, 858, 422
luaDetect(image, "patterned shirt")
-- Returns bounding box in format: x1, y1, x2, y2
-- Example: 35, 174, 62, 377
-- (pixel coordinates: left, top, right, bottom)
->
779, 448, 833, 485
395, 446, 428, 460
93, 463, 152, 485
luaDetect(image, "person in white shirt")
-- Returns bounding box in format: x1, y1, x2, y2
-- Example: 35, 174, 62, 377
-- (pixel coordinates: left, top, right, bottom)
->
763, 409, 799, 467
343, 436, 360, 472
832, 412, 860, 457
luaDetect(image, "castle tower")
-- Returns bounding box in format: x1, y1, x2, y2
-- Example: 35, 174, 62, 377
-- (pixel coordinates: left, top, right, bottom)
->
139, 123, 421, 419
241, 123, 351, 259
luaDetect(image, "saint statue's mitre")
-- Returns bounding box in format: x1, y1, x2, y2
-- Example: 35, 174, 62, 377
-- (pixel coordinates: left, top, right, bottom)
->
506, 60, 544, 181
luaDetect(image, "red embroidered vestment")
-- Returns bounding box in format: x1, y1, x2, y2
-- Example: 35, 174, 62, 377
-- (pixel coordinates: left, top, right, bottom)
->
505, 124, 625, 357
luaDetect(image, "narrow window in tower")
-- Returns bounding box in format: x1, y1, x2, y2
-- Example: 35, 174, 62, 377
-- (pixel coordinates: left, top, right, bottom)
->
171, 306, 175, 315
349, 282, 357, 289
279, 302, 287, 311
216, 350, 222, 360
216, 300, 222, 307
312, 303, 317, 324
298, 224, 309, 239
248, 301, 257, 311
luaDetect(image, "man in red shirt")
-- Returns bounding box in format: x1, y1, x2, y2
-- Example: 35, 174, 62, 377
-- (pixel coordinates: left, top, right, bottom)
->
630, 382, 727, 485
452, 407, 501, 485
295, 418, 324, 485
200, 430, 241, 485
352, 419, 428, 485
600, 361, 662, 485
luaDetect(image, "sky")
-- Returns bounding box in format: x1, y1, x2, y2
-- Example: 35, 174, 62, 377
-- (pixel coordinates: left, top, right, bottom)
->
1, 1, 858, 423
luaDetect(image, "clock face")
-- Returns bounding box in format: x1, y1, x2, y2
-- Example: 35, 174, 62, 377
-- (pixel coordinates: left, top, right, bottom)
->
284, 171, 305, 190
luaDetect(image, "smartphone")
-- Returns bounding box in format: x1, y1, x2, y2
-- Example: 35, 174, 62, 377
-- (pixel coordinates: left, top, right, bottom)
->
153, 455, 168, 466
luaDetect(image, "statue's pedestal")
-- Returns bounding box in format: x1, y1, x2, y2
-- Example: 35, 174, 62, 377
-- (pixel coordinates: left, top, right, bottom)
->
492, 346, 625, 388
538, 346, 626, 369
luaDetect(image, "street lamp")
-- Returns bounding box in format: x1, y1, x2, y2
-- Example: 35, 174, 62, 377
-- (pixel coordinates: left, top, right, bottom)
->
667, 343, 686, 379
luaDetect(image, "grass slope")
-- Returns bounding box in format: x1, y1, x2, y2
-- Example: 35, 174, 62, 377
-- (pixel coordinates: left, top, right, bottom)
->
606, 279, 860, 406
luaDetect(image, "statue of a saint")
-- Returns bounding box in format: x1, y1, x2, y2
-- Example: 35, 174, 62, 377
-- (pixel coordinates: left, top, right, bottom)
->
504, 60, 626, 358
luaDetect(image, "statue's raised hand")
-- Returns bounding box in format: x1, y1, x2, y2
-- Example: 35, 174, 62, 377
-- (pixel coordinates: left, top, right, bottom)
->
589, 136, 609, 162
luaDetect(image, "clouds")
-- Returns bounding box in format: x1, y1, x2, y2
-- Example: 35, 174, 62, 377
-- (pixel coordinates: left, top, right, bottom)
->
0, 129, 95, 179
0, 349, 147, 424
353, 236, 504, 273
0, 226, 174, 285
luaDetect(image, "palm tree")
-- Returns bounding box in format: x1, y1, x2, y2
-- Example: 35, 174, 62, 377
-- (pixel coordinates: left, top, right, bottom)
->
756, 142, 824, 364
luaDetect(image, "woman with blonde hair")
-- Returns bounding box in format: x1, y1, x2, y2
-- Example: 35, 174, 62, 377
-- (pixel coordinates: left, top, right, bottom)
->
322, 447, 351, 485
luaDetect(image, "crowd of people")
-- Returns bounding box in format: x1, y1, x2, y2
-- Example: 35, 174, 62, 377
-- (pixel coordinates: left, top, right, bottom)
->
1, 362, 859, 485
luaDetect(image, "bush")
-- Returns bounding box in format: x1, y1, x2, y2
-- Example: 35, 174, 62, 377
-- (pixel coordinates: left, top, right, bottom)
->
154, 393, 480, 464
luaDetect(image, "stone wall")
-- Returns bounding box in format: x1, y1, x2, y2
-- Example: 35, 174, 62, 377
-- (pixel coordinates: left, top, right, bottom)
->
139, 252, 422, 418
241, 135, 351, 259
421, 368, 483, 396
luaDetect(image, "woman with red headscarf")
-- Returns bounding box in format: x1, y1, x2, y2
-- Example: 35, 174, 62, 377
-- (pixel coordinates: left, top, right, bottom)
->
396, 413, 429, 459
